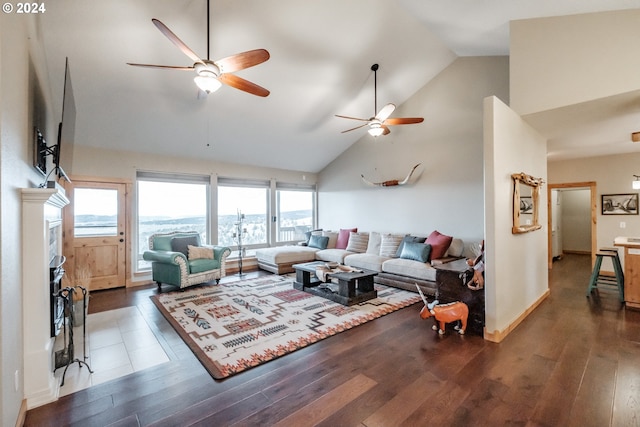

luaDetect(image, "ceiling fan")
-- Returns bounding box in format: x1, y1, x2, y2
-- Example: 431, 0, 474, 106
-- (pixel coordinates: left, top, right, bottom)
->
127, 0, 270, 97
336, 64, 423, 136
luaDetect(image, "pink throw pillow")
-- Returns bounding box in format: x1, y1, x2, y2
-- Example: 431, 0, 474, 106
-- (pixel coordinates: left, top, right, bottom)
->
426, 230, 453, 260
336, 228, 357, 249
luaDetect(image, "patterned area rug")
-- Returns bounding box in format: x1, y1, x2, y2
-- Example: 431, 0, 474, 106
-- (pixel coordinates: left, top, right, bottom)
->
151, 275, 421, 379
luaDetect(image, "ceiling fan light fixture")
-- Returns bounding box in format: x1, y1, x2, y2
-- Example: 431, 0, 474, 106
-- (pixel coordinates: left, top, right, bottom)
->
194, 75, 222, 93
368, 122, 384, 137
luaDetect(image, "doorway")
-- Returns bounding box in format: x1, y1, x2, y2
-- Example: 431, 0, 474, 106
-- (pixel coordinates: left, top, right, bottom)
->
547, 181, 597, 269
63, 179, 130, 290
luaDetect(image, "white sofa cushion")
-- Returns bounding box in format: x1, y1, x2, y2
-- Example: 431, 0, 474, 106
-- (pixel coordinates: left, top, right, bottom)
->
382, 258, 437, 281
379, 233, 405, 257
344, 253, 390, 272
255, 246, 318, 264
322, 231, 339, 249
315, 248, 353, 263
366, 231, 382, 254
447, 238, 465, 257
346, 232, 369, 253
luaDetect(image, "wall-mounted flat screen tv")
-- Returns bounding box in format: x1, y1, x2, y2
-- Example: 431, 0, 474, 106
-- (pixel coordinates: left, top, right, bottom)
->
55, 57, 76, 180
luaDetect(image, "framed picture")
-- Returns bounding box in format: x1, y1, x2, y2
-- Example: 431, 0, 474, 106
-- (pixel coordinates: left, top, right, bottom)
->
601, 193, 639, 215
519, 196, 533, 214
33, 127, 47, 176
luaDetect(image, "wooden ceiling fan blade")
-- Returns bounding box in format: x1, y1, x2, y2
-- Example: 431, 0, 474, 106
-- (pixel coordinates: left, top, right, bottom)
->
216, 49, 270, 73
219, 74, 270, 97
375, 103, 396, 122
382, 125, 391, 135
127, 63, 194, 71
152, 18, 204, 65
335, 114, 369, 122
341, 123, 369, 133
383, 117, 424, 125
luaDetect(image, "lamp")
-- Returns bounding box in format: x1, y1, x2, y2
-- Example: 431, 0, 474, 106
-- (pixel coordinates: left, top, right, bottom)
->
368, 122, 384, 137
633, 175, 640, 190
194, 75, 221, 94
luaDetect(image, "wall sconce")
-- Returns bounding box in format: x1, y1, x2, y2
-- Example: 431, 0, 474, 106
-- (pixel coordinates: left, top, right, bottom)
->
633, 175, 640, 190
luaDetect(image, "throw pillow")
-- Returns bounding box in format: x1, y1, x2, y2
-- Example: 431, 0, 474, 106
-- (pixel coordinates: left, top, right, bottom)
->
304, 229, 322, 245
400, 242, 432, 263
346, 232, 369, 253
426, 230, 453, 260
188, 245, 213, 260
379, 234, 404, 257
171, 235, 200, 256
366, 231, 382, 254
322, 231, 339, 249
308, 234, 330, 249
395, 235, 427, 257
336, 228, 357, 249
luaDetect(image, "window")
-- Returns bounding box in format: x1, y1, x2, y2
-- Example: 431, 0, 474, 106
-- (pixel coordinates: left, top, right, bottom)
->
136, 172, 210, 271
74, 188, 118, 237
217, 179, 269, 249
276, 186, 316, 243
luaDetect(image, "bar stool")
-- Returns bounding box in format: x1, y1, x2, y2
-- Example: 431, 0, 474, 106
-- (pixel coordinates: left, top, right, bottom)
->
586, 248, 624, 302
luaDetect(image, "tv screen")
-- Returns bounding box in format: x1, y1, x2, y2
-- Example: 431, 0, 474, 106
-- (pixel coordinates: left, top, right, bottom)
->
56, 57, 76, 179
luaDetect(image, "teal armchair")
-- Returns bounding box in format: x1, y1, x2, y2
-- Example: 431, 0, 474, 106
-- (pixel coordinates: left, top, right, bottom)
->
143, 231, 231, 290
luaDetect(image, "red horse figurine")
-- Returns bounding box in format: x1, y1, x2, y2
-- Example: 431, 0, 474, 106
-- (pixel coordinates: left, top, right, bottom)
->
416, 285, 469, 335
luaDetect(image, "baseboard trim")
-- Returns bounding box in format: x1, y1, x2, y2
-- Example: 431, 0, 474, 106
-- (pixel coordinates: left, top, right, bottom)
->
563, 250, 591, 255
16, 399, 27, 427
483, 288, 551, 343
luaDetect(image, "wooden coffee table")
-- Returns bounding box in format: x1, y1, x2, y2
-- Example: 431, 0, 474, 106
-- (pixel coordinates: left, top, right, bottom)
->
292, 261, 378, 306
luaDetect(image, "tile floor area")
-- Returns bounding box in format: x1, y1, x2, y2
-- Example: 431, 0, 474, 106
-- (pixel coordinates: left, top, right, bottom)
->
53, 306, 169, 397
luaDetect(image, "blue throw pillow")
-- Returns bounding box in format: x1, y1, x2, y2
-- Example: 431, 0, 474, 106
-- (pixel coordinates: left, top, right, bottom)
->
400, 242, 431, 263
395, 235, 427, 257
304, 229, 322, 245
308, 234, 329, 249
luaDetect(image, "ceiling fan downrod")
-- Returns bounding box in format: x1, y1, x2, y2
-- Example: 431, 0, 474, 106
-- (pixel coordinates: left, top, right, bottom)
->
371, 63, 379, 117
206, 0, 210, 60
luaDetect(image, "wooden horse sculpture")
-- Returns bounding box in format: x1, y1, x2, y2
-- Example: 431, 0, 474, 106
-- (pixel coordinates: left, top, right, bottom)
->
416, 285, 468, 335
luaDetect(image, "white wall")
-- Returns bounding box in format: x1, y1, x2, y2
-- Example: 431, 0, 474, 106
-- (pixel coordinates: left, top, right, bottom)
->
71, 145, 317, 186
484, 96, 548, 338
548, 153, 640, 269
318, 56, 509, 242
1, 12, 59, 425
510, 9, 640, 115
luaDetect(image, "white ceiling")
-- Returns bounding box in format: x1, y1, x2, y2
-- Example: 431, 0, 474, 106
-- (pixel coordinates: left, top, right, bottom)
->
37, 0, 640, 173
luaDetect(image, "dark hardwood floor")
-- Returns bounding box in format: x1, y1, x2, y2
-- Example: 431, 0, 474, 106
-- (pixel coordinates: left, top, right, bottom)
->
25, 254, 640, 426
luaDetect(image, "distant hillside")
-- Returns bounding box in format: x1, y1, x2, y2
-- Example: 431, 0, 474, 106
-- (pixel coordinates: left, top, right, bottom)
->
77, 210, 311, 226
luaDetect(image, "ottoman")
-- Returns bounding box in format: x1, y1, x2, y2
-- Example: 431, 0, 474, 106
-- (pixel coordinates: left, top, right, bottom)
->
255, 246, 319, 274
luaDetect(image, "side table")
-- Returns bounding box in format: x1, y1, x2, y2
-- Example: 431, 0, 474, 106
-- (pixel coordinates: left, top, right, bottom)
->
434, 259, 485, 335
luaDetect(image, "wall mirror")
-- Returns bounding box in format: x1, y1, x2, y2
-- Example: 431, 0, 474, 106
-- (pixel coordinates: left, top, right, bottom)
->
512, 172, 544, 234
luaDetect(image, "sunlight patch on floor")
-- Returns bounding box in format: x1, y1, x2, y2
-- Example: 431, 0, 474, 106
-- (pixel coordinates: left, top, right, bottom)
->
54, 306, 169, 397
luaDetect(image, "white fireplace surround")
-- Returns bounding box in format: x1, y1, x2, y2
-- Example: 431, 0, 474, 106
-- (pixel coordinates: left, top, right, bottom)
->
22, 187, 69, 408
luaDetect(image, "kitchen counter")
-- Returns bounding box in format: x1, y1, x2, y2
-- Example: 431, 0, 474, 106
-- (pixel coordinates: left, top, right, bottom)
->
614, 237, 640, 309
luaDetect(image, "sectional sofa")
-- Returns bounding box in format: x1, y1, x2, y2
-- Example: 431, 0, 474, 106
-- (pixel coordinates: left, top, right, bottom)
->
255, 228, 475, 295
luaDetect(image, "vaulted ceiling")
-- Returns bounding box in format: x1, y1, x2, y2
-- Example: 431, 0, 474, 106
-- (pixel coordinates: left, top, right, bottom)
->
38, 0, 639, 173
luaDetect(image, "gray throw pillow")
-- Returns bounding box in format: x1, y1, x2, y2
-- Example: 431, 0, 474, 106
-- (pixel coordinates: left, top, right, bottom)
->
308, 234, 329, 249
400, 242, 432, 263
171, 235, 200, 256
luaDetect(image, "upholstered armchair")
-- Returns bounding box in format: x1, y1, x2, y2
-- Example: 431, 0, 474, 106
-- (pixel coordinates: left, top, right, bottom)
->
143, 231, 231, 290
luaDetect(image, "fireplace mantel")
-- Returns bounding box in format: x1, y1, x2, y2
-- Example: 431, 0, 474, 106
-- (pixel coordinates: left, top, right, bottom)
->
22, 187, 69, 408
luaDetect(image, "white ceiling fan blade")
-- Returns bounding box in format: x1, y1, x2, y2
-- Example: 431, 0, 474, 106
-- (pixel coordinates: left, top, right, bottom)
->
375, 103, 396, 122
152, 18, 204, 65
